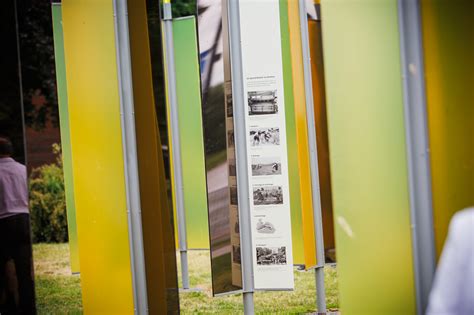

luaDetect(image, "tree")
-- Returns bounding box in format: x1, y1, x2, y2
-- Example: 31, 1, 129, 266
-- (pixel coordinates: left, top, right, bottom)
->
17, 0, 59, 130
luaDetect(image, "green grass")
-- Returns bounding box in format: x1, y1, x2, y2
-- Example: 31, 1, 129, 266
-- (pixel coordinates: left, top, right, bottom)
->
178, 251, 339, 314
33, 244, 82, 314
33, 244, 339, 314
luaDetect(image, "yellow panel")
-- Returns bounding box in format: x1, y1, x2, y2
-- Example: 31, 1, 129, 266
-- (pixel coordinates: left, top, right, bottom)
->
420, 0, 474, 257
61, 1, 134, 313
287, 0, 317, 268
127, 0, 180, 312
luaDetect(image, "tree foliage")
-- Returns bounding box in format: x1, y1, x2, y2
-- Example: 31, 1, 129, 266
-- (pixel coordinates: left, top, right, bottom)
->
16, 0, 59, 130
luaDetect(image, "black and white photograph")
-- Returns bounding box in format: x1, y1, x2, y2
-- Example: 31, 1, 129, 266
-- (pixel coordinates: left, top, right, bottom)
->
256, 218, 276, 234
230, 186, 238, 205
248, 90, 278, 115
253, 186, 283, 206
251, 156, 281, 176
229, 159, 236, 176
227, 130, 235, 147
249, 127, 280, 147
256, 246, 287, 265
232, 245, 241, 264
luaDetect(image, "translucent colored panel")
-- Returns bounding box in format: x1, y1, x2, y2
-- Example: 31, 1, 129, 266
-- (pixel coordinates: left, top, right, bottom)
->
279, 0, 306, 266
420, 0, 474, 258
51, 4, 80, 274
321, 0, 416, 313
173, 17, 210, 250
62, 0, 134, 312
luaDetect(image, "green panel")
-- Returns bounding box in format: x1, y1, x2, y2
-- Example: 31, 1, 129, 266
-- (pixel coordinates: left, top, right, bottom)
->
51, 4, 80, 274
279, 0, 305, 265
320, 0, 416, 314
173, 17, 209, 249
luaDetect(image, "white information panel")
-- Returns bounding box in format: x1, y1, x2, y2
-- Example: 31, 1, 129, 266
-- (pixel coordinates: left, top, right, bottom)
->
239, 0, 294, 290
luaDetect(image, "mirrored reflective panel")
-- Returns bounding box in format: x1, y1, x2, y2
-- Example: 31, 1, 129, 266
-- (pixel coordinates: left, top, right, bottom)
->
170, 0, 197, 18
197, 0, 242, 295
0, 1, 36, 313
126, 0, 180, 312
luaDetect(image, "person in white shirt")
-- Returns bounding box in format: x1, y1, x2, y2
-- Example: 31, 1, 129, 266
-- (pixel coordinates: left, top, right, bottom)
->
426, 207, 474, 315
0, 136, 35, 314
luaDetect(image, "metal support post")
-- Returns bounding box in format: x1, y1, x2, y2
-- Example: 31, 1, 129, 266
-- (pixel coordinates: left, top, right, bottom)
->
162, 1, 190, 290
114, 0, 149, 313
398, 1, 436, 314
298, 0, 327, 313
228, 0, 255, 314
243, 292, 255, 315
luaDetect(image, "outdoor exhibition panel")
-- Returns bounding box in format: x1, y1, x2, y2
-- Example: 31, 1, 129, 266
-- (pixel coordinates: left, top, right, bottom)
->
51, 4, 80, 274
172, 16, 209, 250
320, 0, 416, 314
238, 0, 295, 290
420, 0, 474, 257
306, 0, 335, 257
61, 1, 135, 312
128, 0, 180, 312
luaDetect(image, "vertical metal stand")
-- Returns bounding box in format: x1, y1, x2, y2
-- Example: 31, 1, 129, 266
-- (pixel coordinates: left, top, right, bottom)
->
298, 0, 327, 313
398, 1, 436, 314
114, 0, 149, 313
227, 0, 255, 314
162, 2, 190, 290
243, 292, 255, 315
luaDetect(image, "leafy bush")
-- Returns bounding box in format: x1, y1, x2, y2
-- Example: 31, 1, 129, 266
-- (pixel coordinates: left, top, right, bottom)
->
29, 144, 68, 243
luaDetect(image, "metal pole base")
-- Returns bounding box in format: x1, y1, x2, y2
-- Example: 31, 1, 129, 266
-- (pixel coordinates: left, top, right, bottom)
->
243, 292, 255, 315
178, 250, 203, 292
315, 266, 327, 313
180, 250, 190, 290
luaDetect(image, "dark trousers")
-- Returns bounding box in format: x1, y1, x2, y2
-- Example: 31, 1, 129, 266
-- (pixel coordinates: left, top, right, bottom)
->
0, 214, 36, 314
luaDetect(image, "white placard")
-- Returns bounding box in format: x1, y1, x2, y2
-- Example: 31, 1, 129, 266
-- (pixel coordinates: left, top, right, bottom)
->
239, 0, 294, 290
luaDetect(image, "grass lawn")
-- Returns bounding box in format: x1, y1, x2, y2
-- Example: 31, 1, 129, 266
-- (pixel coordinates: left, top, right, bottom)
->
33, 244, 339, 314
33, 244, 82, 314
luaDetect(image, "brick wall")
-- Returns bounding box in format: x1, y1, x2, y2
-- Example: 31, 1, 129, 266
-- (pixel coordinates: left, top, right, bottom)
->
25, 93, 61, 173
